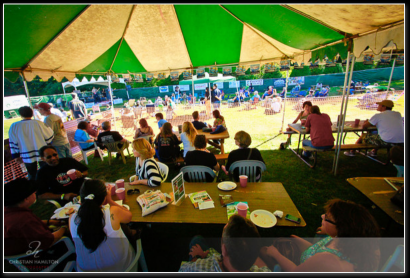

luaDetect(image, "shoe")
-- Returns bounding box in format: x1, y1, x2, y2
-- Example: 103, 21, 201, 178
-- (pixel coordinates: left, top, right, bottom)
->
368, 150, 378, 157
344, 151, 355, 157
116, 153, 121, 159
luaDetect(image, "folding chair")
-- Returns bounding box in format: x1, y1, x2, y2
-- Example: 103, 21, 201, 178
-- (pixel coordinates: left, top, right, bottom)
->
129, 161, 168, 183
180, 166, 217, 183
379, 245, 404, 272
104, 141, 131, 165
74, 141, 104, 165
125, 239, 148, 272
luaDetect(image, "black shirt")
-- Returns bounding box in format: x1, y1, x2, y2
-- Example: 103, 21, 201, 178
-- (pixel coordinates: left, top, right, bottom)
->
97, 130, 124, 148
155, 134, 181, 161
225, 148, 265, 182
184, 150, 218, 182
36, 157, 88, 195
192, 120, 207, 130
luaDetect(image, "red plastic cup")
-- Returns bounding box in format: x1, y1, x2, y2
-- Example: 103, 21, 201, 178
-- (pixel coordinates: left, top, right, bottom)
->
212, 127, 216, 132
237, 202, 248, 218
239, 175, 248, 188
354, 119, 360, 126
116, 188, 126, 201
116, 179, 125, 189
67, 169, 77, 180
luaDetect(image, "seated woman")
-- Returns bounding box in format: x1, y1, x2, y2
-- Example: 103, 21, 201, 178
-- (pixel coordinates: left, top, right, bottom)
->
184, 135, 220, 182
154, 122, 182, 163
260, 199, 380, 272
134, 118, 154, 144
130, 138, 163, 186
221, 131, 265, 182
69, 179, 135, 272
180, 121, 197, 158
302, 105, 334, 159
74, 121, 102, 151
285, 101, 312, 143
207, 110, 226, 148
307, 88, 315, 97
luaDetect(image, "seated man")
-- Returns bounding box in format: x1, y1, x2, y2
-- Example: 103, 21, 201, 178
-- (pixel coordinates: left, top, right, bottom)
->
192, 111, 207, 130
262, 87, 274, 99
155, 113, 168, 130
251, 91, 261, 103
179, 214, 270, 272
36, 145, 88, 203
5, 178, 68, 256
184, 135, 220, 182
97, 121, 128, 158
315, 87, 329, 97
344, 100, 404, 157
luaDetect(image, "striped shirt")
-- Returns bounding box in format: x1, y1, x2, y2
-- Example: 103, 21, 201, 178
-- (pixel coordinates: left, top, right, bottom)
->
178, 248, 271, 272
9, 119, 54, 163
135, 157, 163, 187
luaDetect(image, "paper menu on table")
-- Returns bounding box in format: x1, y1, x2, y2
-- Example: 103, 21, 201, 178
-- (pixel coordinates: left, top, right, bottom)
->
188, 190, 213, 209
227, 202, 250, 219
199, 201, 215, 210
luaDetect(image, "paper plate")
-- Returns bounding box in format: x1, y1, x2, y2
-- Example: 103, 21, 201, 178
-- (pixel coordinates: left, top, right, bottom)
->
53, 204, 80, 219
250, 210, 277, 228
123, 204, 130, 210
217, 181, 237, 191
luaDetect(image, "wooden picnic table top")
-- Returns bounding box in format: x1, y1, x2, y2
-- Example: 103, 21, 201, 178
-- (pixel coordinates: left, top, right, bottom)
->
288, 120, 377, 135
346, 177, 404, 225
115, 182, 306, 227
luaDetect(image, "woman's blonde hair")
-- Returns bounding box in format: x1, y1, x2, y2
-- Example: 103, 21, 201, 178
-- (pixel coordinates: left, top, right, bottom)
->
132, 138, 155, 160
234, 131, 252, 148
182, 121, 197, 145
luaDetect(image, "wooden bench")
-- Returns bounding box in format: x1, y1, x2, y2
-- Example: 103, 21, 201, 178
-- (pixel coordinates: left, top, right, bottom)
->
302, 144, 390, 168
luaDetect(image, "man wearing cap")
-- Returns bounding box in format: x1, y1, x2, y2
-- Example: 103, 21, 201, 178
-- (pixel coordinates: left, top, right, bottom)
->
68, 93, 87, 119
8, 106, 54, 180
5, 178, 68, 256
344, 100, 404, 156
35, 103, 72, 159
36, 145, 88, 203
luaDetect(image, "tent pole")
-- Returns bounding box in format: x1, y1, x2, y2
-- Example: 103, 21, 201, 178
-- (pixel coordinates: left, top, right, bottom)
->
332, 52, 351, 174
107, 75, 116, 129
192, 77, 195, 107
280, 70, 289, 133
236, 80, 240, 107
20, 72, 33, 110
386, 58, 396, 99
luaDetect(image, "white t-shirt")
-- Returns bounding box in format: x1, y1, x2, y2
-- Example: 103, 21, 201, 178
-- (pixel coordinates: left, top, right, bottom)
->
369, 110, 404, 143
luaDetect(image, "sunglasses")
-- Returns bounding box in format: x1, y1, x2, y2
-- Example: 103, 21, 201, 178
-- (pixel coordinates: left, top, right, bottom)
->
127, 189, 140, 195
45, 153, 58, 159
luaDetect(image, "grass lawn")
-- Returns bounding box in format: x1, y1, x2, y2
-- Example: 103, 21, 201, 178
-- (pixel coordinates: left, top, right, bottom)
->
5, 92, 404, 272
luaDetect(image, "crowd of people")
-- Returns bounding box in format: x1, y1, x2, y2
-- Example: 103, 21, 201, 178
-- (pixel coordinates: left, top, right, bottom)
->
5, 86, 404, 272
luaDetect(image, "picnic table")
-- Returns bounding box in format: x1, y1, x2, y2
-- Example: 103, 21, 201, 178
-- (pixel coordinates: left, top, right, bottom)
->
114, 182, 306, 226
173, 129, 230, 154
346, 177, 404, 226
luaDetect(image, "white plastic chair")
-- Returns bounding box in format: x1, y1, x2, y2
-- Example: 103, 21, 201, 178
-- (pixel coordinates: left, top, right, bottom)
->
379, 245, 404, 272
129, 161, 168, 183
229, 160, 267, 182
4, 237, 75, 272
125, 238, 148, 272
180, 166, 217, 183
74, 141, 104, 165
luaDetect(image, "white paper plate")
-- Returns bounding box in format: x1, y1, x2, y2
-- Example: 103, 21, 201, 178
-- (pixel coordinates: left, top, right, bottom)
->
217, 181, 237, 191
53, 204, 80, 219
250, 210, 277, 228
123, 204, 130, 210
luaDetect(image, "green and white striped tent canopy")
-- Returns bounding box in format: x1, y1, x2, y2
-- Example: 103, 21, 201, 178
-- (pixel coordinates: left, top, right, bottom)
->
4, 4, 404, 82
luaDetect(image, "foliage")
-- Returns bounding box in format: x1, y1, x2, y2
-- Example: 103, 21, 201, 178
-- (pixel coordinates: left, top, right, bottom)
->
290, 66, 311, 77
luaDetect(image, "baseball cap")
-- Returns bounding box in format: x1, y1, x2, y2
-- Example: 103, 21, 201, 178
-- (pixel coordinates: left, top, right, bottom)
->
33, 102, 51, 111
5, 178, 38, 206
376, 100, 394, 108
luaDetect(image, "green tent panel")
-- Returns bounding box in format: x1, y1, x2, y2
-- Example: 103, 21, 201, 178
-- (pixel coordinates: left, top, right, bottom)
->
311, 42, 350, 62
80, 40, 121, 73
4, 5, 87, 69
223, 5, 344, 50
112, 39, 146, 74
175, 5, 243, 67
4, 72, 21, 83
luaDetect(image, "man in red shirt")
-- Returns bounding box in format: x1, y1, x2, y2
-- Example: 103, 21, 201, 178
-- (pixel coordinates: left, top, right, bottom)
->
302, 105, 335, 159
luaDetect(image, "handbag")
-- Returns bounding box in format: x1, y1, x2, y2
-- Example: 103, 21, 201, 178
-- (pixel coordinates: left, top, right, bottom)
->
390, 186, 404, 209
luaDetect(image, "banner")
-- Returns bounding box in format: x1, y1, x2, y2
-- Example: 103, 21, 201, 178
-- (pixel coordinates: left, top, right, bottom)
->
363, 54, 374, 65
288, 77, 305, 86
245, 79, 263, 86
183, 70, 192, 80
229, 81, 240, 88
223, 67, 232, 76
273, 79, 286, 87
122, 74, 130, 81
280, 60, 291, 71
157, 72, 166, 79
194, 83, 207, 90
85, 102, 95, 109
196, 68, 205, 79
264, 62, 275, 72
4, 95, 30, 111
209, 67, 218, 77
173, 85, 190, 92
113, 98, 123, 104
213, 82, 224, 89
135, 74, 143, 82
146, 73, 154, 82
250, 64, 260, 74
170, 71, 179, 81
236, 65, 246, 75
159, 86, 169, 93
379, 54, 391, 64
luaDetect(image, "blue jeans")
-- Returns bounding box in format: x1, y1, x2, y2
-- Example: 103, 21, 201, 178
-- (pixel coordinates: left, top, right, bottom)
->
188, 235, 210, 261
54, 143, 73, 158
302, 140, 333, 157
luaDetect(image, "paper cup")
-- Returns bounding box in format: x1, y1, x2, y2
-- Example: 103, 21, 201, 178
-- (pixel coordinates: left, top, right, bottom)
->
67, 169, 77, 180
116, 188, 126, 201
239, 175, 248, 188
354, 119, 360, 126
212, 127, 216, 132
116, 179, 125, 189
237, 202, 248, 218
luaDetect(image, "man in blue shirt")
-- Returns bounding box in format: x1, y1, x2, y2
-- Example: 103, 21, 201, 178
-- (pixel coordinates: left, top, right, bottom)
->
191, 111, 207, 130
211, 84, 222, 109
155, 113, 168, 130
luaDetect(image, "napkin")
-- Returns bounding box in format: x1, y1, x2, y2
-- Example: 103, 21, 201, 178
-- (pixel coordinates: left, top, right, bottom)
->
273, 210, 283, 219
